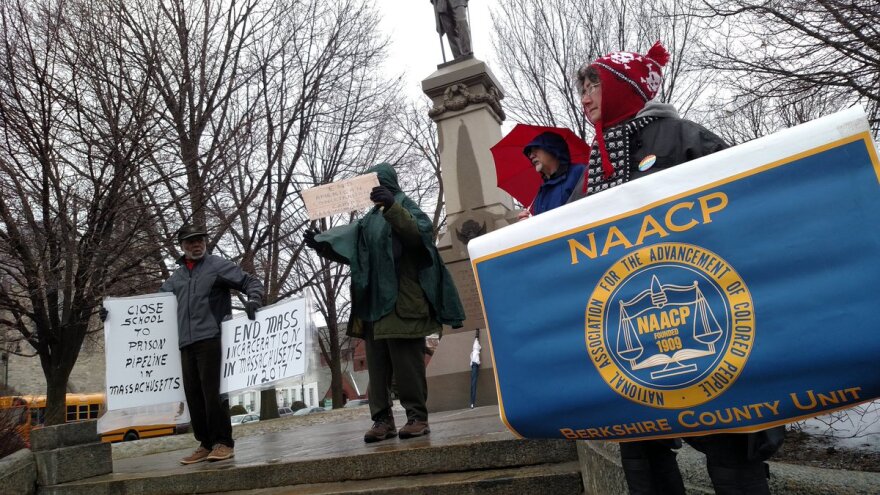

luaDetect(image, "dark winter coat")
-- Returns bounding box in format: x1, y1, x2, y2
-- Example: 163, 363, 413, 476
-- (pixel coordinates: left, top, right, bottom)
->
524, 132, 587, 215
628, 105, 728, 181
160, 254, 264, 348
570, 102, 727, 202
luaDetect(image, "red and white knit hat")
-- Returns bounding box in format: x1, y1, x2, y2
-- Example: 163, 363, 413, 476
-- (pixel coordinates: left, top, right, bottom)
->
589, 41, 670, 178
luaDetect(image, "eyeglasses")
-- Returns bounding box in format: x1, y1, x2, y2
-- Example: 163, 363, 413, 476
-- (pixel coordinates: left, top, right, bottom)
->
582, 82, 601, 97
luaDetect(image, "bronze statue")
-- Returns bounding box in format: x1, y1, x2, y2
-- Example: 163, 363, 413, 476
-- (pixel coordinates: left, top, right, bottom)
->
432, 0, 472, 61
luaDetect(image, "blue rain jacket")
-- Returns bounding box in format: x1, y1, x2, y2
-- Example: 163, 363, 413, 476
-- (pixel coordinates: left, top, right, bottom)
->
524, 132, 586, 215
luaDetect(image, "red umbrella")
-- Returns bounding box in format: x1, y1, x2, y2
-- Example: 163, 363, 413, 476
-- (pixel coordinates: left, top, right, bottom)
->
490, 124, 593, 209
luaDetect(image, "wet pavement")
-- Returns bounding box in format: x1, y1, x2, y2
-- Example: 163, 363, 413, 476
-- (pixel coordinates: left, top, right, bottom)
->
111, 405, 513, 478
42, 405, 582, 494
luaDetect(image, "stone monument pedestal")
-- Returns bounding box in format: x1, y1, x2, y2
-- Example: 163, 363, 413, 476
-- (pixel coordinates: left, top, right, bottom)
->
30, 420, 112, 487
422, 57, 515, 412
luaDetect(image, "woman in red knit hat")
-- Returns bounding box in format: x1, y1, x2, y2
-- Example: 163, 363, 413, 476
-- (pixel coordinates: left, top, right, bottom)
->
572, 42, 784, 495
570, 41, 729, 201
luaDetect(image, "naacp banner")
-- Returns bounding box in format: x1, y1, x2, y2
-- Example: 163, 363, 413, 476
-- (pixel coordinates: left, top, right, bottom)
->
469, 108, 880, 441
220, 296, 309, 394
103, 293, 185, 410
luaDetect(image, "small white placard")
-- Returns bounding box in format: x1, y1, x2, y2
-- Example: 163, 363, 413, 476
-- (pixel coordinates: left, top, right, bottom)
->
302, 173, 379, 220
103, 293, 185, 411
220, 296, 309, 394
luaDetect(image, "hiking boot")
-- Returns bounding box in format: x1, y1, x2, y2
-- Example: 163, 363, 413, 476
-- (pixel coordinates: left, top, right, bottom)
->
206, 443, 234, 461
398, 419, 430, 439
180, 446, 210, 465
364, 418, 397, 443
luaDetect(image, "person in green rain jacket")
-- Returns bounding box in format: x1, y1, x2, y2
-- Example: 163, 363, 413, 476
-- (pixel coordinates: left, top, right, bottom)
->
304, 163, 465, 443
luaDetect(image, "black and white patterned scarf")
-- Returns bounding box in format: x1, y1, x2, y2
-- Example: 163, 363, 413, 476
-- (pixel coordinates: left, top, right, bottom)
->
584, 116, 658, 195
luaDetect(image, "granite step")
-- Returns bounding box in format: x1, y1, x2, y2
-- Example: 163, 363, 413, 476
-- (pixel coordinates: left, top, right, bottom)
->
39, 407, 582, 495
216, 461, 583, 495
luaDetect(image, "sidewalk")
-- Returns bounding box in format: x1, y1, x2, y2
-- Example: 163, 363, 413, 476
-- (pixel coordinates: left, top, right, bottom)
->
110, 403, 407, 461
112, 405, 511, 477
42, 404, 582, 494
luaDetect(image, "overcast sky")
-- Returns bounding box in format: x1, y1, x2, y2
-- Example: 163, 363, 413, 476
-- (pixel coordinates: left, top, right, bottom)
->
375, 0, 498, 100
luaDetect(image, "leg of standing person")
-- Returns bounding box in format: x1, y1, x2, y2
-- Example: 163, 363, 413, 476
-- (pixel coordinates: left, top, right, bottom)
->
686, 433, 776, 495
619, 439, 686, 495
362, 324, 397, 442
469, 363, 479, 408
387, 336, 429, 438
179, 341, 212, 464
194, 337, 233, 460
181, 342, 210, 449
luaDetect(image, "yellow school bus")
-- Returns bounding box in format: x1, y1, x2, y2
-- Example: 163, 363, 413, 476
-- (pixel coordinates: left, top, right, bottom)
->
0, 395, 33, 441
0, 393, 182, 443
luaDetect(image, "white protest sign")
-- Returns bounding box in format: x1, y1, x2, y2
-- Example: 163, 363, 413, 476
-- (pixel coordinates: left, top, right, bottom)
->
103, 293, 185, 411
97, 401, 189, 434
302, 173, 379, 220
220, 296, 309, 394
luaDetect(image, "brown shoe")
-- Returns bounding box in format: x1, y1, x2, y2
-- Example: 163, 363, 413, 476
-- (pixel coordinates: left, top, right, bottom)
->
206, 443, 234, 461
364, 418, 397, 443
180, 446, 210, 465
398, 419, 430, 439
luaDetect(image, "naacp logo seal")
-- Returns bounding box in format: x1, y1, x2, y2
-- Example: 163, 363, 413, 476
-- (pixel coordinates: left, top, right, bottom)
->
585, 242, 755, 409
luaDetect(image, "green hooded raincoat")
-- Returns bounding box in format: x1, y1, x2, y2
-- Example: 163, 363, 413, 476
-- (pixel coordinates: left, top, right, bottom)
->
314, 164, 465, 339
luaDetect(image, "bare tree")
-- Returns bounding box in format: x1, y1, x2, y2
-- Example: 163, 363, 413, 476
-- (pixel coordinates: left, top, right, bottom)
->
490, 0, 711, 140
699, 0, 880, 133
0, 0, 166, 424
392, 100, 445, 239
205, 0, 404, 413
705, 86, 847, 145
0, 0, 458, 425
295, 50, 404, 409
490, 0, 593, 137
302, 248, 352, 409
118, 0, 269, 226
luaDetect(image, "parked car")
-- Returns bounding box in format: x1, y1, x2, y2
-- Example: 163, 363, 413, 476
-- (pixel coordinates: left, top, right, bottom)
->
278, 407, 294, 417
343, 399, 370, 408
230, 413, 260, 426
292, 406, 326, 416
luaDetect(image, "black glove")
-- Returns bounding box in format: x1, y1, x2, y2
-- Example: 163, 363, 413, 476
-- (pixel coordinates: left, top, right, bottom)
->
99, 306, 108, 322
304, 228, 322, 251
245, 299, 261, 320
370, 186, 394, 210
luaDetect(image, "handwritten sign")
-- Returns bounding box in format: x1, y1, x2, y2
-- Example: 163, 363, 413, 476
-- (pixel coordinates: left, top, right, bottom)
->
220, 297, 309, 394
103, 293, 185, 411
97, 401, 188, 435
302, 173, 379, 220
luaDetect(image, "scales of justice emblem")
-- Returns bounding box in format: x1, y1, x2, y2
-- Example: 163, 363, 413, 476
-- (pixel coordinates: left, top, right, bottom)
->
616, 274, 723, 381
588, 242, 754, 408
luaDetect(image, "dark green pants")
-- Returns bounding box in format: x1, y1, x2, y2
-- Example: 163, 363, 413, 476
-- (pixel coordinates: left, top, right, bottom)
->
363, 325, 428, 423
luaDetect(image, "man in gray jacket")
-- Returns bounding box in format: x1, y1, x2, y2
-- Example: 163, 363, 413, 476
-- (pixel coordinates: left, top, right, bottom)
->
162, 224, 264, 464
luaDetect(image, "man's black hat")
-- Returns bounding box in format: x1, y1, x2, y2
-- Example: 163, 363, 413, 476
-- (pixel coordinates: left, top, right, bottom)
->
177, 224, 208, 243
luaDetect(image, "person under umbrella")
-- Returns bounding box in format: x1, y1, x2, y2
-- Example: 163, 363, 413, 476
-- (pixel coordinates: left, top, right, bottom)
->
518, 132, 587, 219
